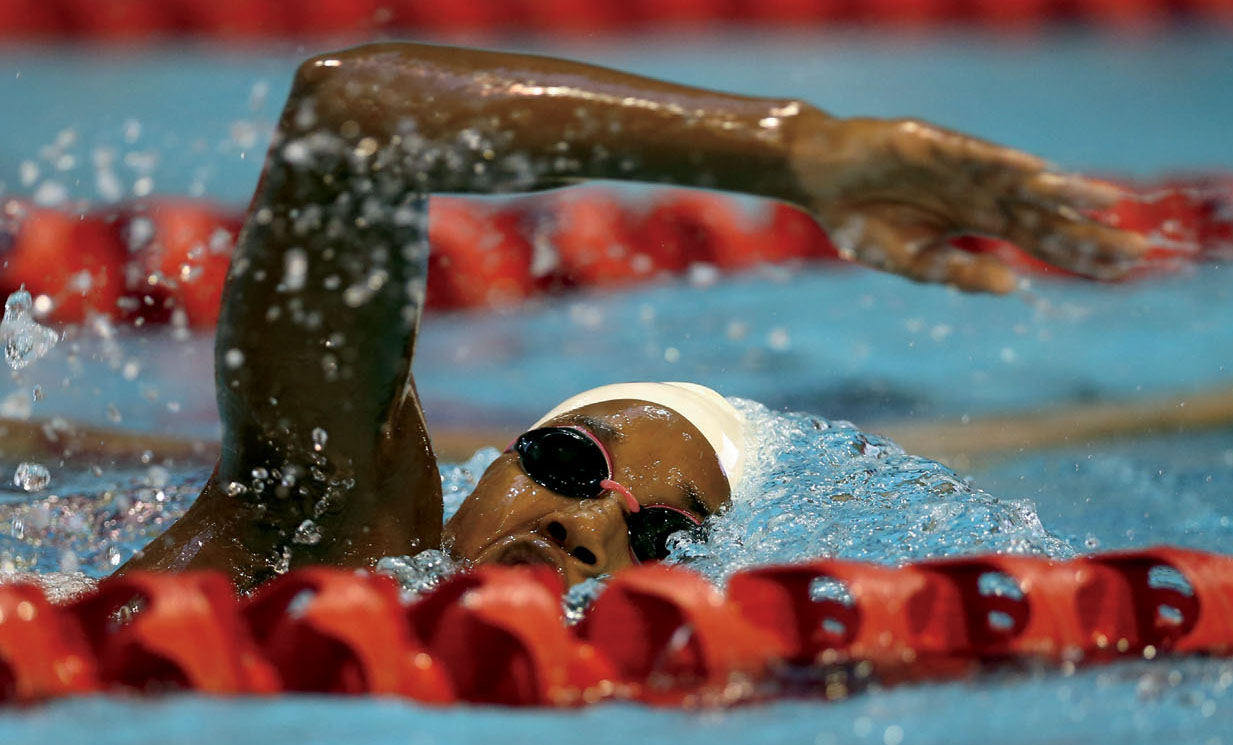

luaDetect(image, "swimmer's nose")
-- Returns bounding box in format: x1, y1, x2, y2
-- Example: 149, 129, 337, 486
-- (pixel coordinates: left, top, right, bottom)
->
539, 502, 623, 570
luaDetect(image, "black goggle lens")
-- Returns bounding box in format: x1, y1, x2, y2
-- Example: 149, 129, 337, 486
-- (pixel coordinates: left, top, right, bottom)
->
513, 427, 608, 499
626, 507, 702, 563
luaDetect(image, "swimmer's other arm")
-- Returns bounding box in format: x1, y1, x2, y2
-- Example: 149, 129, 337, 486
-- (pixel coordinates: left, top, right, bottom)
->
297, 42, 1145, 293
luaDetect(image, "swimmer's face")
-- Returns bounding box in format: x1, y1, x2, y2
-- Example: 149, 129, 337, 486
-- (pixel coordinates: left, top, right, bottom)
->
443, 399, 730, 587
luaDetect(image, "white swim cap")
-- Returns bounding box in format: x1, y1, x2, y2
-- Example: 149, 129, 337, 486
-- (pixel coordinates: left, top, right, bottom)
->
532, 382, 746, 488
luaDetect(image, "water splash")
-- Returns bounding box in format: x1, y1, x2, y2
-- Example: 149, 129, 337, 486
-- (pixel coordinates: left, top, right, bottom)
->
442, 447, 500, 520
13, 462, 51, 492
562, 577, 607, 625
376, 549, 461, 601
2, 288, 59, 370
0, 461, 210, 576
0, 400, 1073, 591
666, 398, 1073, 585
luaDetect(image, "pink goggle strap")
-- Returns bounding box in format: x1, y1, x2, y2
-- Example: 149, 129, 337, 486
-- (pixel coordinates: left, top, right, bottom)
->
566, 426, 641, 514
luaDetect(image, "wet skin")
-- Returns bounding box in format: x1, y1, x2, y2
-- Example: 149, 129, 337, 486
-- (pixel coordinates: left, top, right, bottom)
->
117, 42, 1147, 590
444, 400, 730, 587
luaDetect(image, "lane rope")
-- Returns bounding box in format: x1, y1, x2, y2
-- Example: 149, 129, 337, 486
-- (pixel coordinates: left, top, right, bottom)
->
1, 0, 1231, 39
2, 547, 1231, 705
2, 178, 1229, 326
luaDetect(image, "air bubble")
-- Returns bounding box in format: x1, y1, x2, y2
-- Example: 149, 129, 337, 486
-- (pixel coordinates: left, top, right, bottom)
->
312, 427, 328, 452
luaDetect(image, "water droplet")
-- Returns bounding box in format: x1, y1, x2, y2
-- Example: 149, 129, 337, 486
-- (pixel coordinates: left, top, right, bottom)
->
13, 462, 50, 492
3, 289, 59, 370
145, 466, 169, 488
293, 519, 322, 545
225, 481, 248, 497
767, 327, 791, 351
312, 427, 328, 452
224, 348, 245, 369
283, 248, 308, 291
59, 549, 79, 573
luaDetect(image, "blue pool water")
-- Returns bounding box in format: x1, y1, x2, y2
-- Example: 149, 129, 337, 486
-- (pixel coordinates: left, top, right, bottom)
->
2, 27, 1232, 745
4, 657, 1232, 745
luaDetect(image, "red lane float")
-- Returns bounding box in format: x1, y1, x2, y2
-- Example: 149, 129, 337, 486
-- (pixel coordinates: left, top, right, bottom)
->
551, 191, 657, 286
0, 582, 98, 701
2, 178, 1229, 325
406, 566, 609, 705
579, 564, 785, 704
4, 547, 1233, 706
121, 200, 240, 327
244, 568, 452, 700
426, 200, 539, 310
5, 0, 1233, 38
1, 201, 128, 323
68, 571, 277, 694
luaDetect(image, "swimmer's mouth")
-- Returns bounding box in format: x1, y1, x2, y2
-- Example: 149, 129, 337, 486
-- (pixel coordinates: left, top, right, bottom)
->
476, 537, 565, 577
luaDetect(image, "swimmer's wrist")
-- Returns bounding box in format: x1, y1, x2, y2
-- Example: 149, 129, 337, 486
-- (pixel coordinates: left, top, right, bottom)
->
784, 111, 883, 207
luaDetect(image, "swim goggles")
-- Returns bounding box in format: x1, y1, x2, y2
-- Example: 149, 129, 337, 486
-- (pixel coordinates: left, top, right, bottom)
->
510, 426, 703, 562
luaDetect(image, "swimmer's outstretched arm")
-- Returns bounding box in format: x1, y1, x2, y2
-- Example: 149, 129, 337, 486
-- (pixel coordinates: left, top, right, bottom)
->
290, 42, 1143, 291
120, 42, 1145, 587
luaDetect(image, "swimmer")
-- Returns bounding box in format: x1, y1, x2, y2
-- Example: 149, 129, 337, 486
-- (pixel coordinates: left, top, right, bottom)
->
118, 42, 1146, 589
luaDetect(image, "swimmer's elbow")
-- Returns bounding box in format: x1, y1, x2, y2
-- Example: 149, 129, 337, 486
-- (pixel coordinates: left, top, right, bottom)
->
287, 44, 435, 135
290, 52, 346, 99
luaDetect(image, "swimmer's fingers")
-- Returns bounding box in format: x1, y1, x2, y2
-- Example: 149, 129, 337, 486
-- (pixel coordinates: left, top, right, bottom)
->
886, 118, 1047, 178
890, 120, 1131, 219
934, 146, 1147, 279
825, 119, 1144, 286
1015, 171, 1130, 212
999, 202, 1150, 280
827, 205, 1019, 293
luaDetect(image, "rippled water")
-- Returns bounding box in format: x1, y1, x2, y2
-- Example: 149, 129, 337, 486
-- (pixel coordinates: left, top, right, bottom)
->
0, 396, 1070, 597
668, 399, 1073, 582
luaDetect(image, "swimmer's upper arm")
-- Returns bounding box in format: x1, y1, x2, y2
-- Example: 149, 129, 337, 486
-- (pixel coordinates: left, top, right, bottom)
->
278, 41, 822, 203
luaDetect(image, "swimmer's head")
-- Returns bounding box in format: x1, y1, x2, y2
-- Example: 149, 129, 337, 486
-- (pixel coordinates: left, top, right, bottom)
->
443, 382, 746, 587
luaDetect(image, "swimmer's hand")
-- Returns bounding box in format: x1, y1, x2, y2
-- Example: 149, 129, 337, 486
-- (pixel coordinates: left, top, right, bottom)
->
791, 117, 1146, 292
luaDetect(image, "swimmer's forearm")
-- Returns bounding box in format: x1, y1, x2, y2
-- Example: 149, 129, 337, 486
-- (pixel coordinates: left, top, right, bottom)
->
285, 42, 829, 204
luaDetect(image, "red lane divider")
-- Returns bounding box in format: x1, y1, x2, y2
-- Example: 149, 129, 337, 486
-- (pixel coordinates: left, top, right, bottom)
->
2, 179, 1229, 326
3, 547, 1233, 706
244, 568, 452, 700
0, 582, 98, 700
69, 571, 277, 693
579, 564, 786, 704
405, 566, 608, 705
2, 0, 1231, 39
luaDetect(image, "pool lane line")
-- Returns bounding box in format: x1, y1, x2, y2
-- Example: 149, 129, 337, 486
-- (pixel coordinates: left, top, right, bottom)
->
878, 383, 1233, 471
1, 383, 1231, 467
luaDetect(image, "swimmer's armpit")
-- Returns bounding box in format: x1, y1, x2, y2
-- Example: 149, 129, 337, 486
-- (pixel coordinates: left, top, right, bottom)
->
789, 117, 1149, 292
